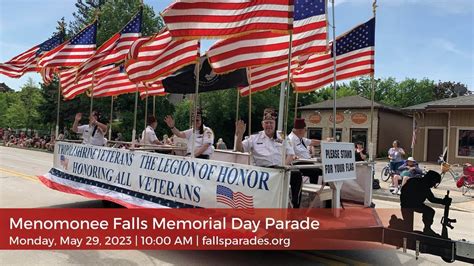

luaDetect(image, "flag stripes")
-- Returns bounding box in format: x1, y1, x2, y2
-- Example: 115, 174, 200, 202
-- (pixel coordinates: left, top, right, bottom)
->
59, 65, 113, 100
125, 30, 199, 83
162, 0, 293, 38
239, 60, 298, 96
207, 0, 326, 74
293, 47, 374, 92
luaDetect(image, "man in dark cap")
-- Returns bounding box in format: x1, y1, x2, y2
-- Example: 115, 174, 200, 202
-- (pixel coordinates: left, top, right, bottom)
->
235, 108, 303, 208
289, 118, 322, 184
400, 170, 450, 235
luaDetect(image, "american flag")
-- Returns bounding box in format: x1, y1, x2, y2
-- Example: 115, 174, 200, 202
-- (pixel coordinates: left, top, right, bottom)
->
40, 67, 57, 84
59, 65, 113, 100
162, 0, 293, 39
76, 10, 142, 80
93, 65, 146, 98
207, 0, 327, 74
0, 34, 63, 78
125, 30, 199, 83
293, 17, 375, 93
239, 59, 298, 96
139, 80, 166, 98
38, 22, 97, 68
216, 185, 254, 209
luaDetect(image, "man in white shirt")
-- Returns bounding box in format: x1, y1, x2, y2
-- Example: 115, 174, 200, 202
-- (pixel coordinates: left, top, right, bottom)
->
164, 108, 214, 159
288, 118, 322, 184
235, 108, 303, 208
141, 116, 162, 145
72, 111, 108, 146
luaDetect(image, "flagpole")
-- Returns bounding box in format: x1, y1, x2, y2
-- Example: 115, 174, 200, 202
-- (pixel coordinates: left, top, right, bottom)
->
144, 88, 148, 129
248, 70, 252, 138
234, 89, 240, 151
132, 85, 139, 148
108, 96, 114, 141
294, 92, 299, 121
281, 31, 293, 166
55, 83, 61, 139
331, 0, 337, 141
90, 71, 96, 116
153, 95, 156, 117
191, 44, 201, 158
277, 82, 286, 132
369, 0, 377, 161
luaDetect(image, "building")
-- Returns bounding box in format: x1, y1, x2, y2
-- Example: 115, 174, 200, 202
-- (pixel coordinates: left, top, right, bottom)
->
404, 95, 474, 164
299, 95, 412, 158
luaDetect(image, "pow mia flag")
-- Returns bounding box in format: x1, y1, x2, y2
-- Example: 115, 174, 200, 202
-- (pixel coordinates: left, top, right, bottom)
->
162, 56, 249, 94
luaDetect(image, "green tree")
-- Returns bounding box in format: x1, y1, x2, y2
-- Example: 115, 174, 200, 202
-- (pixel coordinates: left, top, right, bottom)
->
3, 93, 27, 129
17, 78, 44, 131
434, 81, 471, 99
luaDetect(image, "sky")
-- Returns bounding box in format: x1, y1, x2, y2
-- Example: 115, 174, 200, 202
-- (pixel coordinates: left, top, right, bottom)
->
0, 0, 473, 91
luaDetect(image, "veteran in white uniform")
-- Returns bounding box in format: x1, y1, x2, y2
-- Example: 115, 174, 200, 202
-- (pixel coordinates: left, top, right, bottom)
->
235, 108, 303, 208
141, 116, 162, 145
288, 118, 323, 184
164, 108, 214, 159
72, 111, 108, 146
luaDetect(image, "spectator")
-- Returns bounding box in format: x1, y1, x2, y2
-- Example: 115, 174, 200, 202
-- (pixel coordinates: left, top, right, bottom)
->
355, 142, 368, 161
388, 139, 405, 172
216, 138, 227, 150
391, 157, 422, 194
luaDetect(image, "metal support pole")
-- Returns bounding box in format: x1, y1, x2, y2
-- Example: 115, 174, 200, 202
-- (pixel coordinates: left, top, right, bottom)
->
234, 90, 240, 151
277, 82, 286, 132
191, 48, 201, 158
153, 95, 156, 117
331, 0, 337, 140
281, 32, 293, 166
248, 71, 252, 137
132, 85, 139, 148
108, 96, 114, 141
294, 92, 299, 121
55, 85, 61, 139
144, 89, 148, 129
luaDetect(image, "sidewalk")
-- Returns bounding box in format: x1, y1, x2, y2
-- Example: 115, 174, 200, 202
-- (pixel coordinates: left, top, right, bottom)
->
372, 160, 474, 213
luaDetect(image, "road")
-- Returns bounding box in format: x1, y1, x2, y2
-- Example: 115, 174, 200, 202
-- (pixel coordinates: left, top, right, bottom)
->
0, 146, 472, 265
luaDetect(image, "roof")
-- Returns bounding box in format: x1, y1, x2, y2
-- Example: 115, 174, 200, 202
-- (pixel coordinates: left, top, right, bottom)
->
403, 94, 474, 111
299, 95, 402, 112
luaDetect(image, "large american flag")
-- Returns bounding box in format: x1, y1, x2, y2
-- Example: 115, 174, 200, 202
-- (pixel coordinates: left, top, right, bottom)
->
59, 65, 113, 100
125, 30, 199, 83
93, 65, 146, 98
0, 34, 63, 78
239, 59, 298, 96
76, 11, 142, 80
293, 17, 375, 93
207, 0, 327, 74
216, 185, 254, 209
38, 22, 97, 68
162, 0, 293, 39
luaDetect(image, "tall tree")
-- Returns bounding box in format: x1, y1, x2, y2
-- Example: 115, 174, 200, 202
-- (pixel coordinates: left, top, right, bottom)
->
434, 81, 471, 99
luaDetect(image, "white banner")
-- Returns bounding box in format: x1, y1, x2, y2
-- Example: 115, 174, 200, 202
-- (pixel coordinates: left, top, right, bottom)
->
49, 142, 285, 208
320, 142, 356, 182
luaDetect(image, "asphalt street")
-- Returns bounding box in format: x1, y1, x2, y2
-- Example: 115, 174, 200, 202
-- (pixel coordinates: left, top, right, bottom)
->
0, 146, 472, 265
